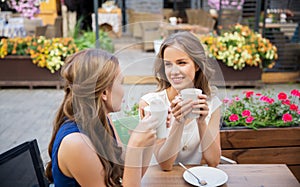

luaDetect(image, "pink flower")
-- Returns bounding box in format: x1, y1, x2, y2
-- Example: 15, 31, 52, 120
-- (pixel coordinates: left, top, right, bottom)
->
245, 116, 254, 123
278, 92, 287, 100
223, 98, 230, 104
229, 114, 239, 122
290, 104, 299, 111
235, 97, 240, 101
242, 110, 251, 117
282, 113, 293, 123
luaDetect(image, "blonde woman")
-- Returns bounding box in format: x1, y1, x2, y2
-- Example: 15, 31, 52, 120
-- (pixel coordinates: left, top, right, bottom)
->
46, 49, 158, 186
139, 32, 222, 171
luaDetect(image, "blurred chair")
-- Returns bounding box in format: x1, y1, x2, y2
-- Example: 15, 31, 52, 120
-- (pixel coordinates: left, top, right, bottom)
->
131, 11, 163, 38
35, 25, 47, 37
163, 8, 179, 22
0, 139, 49, 187
185, 8, 197, 25
140, 21, 163, 51
35, 16, 63, 38
186, 9, 216, 34
218, 9, 242, 31
23, 18, 43, 36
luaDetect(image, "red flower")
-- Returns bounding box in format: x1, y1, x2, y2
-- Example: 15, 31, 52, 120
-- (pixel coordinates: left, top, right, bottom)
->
278, 92, 287, 100
267, 98, 274, 104
245, 116, 254, 123
290, 104, 299, 111
245, 91, 254, 98
281, 100, 290, 105
242, 110, 251, 117
229, 114, 239, 122
260, 96, 274, 104
291, 89, 300, 97
282, 113, 293, 123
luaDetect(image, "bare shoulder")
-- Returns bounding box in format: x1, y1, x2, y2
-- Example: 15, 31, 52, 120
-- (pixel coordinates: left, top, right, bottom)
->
58, 132, 105, 185
61, 132, 95, 153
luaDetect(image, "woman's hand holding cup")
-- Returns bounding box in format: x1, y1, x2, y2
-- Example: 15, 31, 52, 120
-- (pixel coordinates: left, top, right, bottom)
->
170, 95, 193, 123
143, 98, 169, 139
180, 88, 209, 122
128, 113, 158, 148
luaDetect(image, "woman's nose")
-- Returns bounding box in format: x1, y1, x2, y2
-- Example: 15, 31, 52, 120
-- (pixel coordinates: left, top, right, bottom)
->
171, 65, 180, 74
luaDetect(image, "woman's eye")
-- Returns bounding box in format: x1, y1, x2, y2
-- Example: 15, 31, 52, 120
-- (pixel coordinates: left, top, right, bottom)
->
165, 62, 172, 66
178, 61, 187, 65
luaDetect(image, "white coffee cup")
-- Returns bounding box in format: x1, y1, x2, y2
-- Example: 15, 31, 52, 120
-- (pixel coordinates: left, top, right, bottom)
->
180, 88, 202, 119
169, 17, 177, 25
143, 98, 168, 139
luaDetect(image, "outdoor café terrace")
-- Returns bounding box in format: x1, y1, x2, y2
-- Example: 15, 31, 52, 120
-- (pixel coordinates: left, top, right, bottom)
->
0, 0, 299, 186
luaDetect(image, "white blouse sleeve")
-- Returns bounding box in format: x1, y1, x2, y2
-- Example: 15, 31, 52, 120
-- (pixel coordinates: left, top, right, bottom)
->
141, 92, 156, 105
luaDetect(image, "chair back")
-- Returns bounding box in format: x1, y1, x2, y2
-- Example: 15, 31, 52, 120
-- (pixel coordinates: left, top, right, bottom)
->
186, 9, 216, 33
0, 139, 49, 187
218, 9, 242, 31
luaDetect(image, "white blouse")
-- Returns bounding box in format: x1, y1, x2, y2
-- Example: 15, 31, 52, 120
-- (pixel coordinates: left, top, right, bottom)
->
141, 89, 222, 164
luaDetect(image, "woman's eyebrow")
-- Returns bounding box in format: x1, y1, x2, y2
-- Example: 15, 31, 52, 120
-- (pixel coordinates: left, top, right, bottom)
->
176, 58, 189, 61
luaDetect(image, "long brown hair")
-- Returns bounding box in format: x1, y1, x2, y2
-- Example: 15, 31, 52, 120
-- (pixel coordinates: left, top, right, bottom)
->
154, 31, 214, 96
45, 49, 123, 186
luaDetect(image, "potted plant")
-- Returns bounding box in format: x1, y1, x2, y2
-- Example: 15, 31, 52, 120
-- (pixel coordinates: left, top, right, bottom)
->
0, 28, 114, 88
0, 36, 78, 73
220, 88, 300, 181
200, 24, 278, 83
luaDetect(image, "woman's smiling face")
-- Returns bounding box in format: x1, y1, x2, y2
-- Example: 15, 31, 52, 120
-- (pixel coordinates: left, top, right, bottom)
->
163, 45, 198, 91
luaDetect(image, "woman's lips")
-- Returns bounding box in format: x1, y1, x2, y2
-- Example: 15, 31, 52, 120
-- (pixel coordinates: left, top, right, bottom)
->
171, 77, 184, 84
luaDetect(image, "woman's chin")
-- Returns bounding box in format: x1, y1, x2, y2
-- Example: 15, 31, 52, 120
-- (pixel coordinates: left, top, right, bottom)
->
173, 84, 194, 91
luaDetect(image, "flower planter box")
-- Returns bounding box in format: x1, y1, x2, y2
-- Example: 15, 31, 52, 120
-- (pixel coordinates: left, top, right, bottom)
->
220, 127, 300, 182
0, 56, 63, 89
211, 60, 263, 88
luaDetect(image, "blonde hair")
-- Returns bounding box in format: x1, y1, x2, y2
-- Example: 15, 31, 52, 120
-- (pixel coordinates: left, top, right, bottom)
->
154, 31, 214, 96
45, 49, 123, 186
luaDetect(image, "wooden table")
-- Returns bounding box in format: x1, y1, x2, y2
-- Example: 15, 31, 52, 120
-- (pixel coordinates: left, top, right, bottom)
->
259, 22, 298, 39
142, 164, 299, 187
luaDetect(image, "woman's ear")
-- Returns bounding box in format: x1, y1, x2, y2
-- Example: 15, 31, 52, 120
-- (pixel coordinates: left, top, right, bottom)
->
194, 63, 200, 72
101, 90, 108, 101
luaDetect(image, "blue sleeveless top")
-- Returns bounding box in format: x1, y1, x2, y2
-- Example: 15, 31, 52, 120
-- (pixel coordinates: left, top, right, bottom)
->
52, 120, 80, 187
52, 118, 117, 186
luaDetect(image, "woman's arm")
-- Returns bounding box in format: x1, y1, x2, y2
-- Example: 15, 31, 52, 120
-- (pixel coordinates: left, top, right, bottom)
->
123, 113, 157, 186
139, 98, 193, 171
195, 94, 221, 167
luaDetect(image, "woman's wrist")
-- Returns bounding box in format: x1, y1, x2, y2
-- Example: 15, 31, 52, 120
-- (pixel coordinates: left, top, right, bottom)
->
124, 147, 144, 167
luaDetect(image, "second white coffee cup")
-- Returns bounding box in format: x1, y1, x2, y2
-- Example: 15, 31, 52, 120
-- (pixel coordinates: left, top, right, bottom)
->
180, 88, 202, 119
143, 99, 168, 139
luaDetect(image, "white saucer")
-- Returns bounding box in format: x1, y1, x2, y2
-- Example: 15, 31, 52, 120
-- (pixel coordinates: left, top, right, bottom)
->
183, 166, 228, 187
